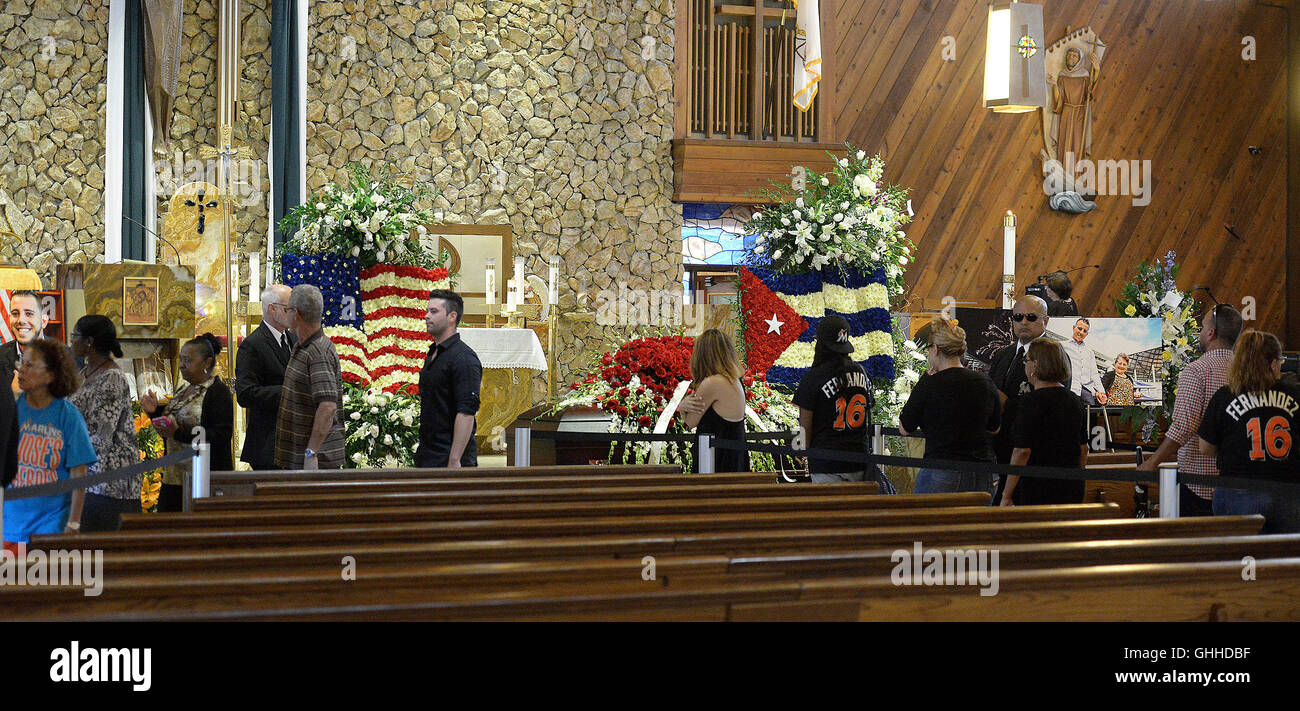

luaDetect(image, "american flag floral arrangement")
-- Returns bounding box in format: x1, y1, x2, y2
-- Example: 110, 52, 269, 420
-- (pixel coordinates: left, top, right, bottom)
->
740, 145, 924, 425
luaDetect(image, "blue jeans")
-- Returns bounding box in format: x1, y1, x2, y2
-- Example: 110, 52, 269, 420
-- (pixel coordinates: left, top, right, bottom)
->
1214, 488, 1300, 533
915, 468, 993, 495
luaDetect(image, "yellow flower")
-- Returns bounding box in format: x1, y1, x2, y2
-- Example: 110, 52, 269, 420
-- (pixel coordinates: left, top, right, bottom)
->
1162, 350, 1172, 361
1124, 304, 1137, 316
140, 472, 162, 513
1177, 336, 1187, 346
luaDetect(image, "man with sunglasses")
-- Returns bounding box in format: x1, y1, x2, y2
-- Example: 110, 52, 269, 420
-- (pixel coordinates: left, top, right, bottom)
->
234, 284, 298, 470
1136, 303, 1243, 516
988, 297, 1050, 497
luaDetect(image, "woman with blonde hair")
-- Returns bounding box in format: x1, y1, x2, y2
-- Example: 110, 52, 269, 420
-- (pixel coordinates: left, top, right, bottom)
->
899, 316, 1002, 494
1198, 330, 1300, 531
680, 328, 748, 472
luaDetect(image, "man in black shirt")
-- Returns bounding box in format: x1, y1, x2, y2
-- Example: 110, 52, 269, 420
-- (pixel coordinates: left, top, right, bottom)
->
416, 289, 482, 468
792, 316, 874, 482
988, 297, 1050, 501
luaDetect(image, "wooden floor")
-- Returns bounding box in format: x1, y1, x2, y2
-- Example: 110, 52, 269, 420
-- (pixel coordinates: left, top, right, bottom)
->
6, 463, 1298, 621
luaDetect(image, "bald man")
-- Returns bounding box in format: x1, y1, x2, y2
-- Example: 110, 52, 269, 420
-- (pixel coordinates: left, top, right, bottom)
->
988, 297, 1050, 479
235, 284, 298, 470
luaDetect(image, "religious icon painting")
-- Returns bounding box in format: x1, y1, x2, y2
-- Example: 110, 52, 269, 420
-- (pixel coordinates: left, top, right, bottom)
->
123, 276, 160, 326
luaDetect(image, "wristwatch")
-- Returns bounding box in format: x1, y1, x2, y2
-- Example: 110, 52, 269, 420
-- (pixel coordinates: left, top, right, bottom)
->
304, 448, 316, 459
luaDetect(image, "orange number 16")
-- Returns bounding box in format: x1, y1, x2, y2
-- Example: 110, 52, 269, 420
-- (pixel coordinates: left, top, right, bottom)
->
833, 394, 869, 430
1245, 416, 1292, 460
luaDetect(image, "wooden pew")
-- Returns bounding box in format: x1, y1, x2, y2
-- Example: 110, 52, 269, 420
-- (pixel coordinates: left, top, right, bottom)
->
61, 514, 1265, 576
6, 529, 1291, 622
189, 480, 893, 514
18, 554, 1299, 622
131, 490, 981, 530
210, 464, 686, 497
36, 504, 1126, 551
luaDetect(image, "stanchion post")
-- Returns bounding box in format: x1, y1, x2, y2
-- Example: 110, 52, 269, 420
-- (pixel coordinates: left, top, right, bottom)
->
698, 434, 714, 474
193, 443, 211, 501
872, 424, 884, 455
1158, 463, 1179, 518
515, 426, 531, 467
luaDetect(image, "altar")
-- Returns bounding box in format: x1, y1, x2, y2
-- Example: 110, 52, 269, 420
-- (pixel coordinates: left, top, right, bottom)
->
458, 327, 547, 453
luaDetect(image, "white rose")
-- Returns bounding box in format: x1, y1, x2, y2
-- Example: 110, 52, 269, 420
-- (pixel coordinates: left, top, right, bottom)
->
754, 245, 765, 254
350, 412, 361, 420
383, 434, 393, 446
351, 246, 361, 257
372, 193, 385, 205
753, 211, 763, 220
401, 414, 414, 427
376, 250, 386, 261
370, 406, 379, 414
854, 174, 877, 197
315, 202, 326, 211
900, 256, 909, 266
857, 150, 866, 161
833, 213, 843, 222
781, 217, 790, 226
772, 249, 783, 260
351, 452, 365, 463
839, 158, 849, 167
795, 197, 804, 207
820, 177, 829, 186
792, 210, 801, 220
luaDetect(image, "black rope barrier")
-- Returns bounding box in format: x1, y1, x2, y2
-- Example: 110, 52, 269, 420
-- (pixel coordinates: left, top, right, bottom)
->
4, 448, 197, 501
520, 428, 1300, 496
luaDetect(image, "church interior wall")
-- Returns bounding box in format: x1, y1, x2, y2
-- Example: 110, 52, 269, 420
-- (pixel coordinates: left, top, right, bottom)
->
0, 0, 109, 276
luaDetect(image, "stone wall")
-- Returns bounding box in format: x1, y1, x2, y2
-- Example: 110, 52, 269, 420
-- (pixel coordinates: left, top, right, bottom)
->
305, 0, 682, 387
0, 0, 108, 282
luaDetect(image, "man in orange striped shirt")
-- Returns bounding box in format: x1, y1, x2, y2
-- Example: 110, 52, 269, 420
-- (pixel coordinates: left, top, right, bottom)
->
1137, 304, 1243, 515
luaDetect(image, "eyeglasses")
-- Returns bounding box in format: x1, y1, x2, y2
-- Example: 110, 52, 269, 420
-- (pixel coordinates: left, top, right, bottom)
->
1011, 313, 1040, 322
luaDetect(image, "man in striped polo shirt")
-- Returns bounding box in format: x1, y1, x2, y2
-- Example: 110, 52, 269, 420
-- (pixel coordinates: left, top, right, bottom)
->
274, 284, 346, 470
1137, 304, 1243, 515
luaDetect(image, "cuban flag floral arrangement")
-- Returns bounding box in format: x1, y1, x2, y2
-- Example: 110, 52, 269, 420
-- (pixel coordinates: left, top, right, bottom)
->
276, 162, 454, 466
741, 145, 928, 424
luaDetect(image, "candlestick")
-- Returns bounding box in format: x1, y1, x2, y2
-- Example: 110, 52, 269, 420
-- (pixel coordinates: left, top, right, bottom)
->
513, 257, 525, 308
1003, 210, 1016, 309
249, 251, 260, 302
485, 257, 496, 306
548, 255, 560, 306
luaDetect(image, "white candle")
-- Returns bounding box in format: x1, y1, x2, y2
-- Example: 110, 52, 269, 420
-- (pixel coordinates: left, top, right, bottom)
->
1003, 210, 1016, 308
548, 255, 560, 306
485, 258, 496, 306
505, 278, 516, 312
514, 257, 525, 304
249, 252, 260, 302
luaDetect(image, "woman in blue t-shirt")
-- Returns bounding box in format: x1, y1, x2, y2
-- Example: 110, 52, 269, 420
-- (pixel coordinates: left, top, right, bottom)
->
3, 339, 97, 546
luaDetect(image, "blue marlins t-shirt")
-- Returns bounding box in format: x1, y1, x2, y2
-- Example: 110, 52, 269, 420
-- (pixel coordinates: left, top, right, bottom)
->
3, 395, 97, 544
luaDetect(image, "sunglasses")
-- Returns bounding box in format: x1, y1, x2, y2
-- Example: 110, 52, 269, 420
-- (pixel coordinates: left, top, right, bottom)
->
1011, 313, 1040, 322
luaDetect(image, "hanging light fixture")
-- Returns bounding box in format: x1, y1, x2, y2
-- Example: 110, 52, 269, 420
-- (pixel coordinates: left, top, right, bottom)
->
984, 2, 1046, 113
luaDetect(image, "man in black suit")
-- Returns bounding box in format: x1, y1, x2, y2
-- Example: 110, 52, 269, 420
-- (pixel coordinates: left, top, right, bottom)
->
0, 290, 49, 395
988, 296, 1050, 498
235, 284, 297, 470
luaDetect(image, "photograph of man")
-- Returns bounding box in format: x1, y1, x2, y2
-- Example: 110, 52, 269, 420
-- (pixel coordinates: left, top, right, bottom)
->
1062, 317, 1107, 405
0, 290, 50, 395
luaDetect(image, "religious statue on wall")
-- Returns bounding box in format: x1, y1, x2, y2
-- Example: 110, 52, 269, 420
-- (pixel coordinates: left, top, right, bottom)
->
1040, 27, 1107, 214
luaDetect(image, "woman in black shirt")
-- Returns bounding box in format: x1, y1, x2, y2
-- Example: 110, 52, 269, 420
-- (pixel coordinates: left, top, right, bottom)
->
900, 316, 1001, 494
1198, 330, 1300, 532
792, 316, 873, 483
680, 328, 749, 473
1000, 338, 1089, 506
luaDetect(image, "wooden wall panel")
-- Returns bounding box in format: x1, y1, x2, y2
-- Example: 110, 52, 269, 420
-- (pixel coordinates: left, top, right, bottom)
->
829, 0, 1290, 341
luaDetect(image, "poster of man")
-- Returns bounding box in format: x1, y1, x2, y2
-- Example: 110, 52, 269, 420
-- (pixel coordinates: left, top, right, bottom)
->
123, 277, 160, 326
